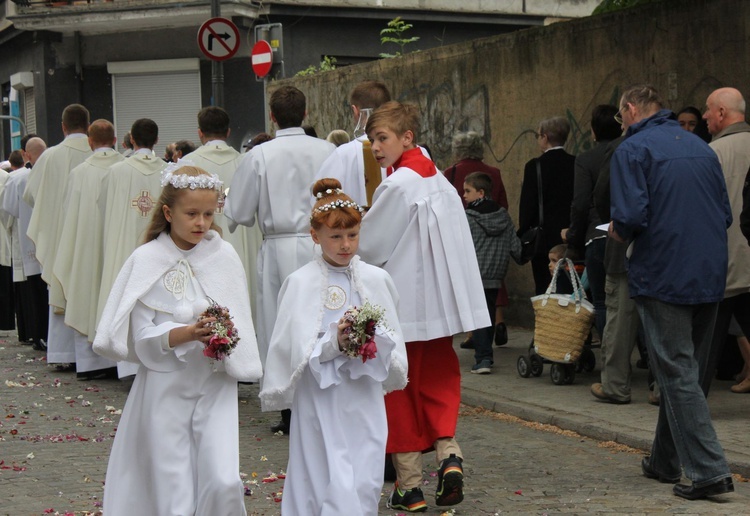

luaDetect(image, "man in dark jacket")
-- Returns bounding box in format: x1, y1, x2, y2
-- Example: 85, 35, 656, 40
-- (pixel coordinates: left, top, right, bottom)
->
610, 84, 733, 500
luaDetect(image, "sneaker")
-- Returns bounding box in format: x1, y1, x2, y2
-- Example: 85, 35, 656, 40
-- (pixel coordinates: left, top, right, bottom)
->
470, 360, 492, 374
387, 482, 427, 513
494, 323, 508, 346
459, 334, 475, 349
435, 454, 464, 506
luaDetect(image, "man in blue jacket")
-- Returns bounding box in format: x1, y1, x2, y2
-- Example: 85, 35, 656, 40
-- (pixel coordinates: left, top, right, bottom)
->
610, 84, 734, 500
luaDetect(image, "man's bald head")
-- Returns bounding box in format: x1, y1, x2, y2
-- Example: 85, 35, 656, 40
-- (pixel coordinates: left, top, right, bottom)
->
704, 87, 746, 135
24, 137, 47, 166
88, 119, 116, 150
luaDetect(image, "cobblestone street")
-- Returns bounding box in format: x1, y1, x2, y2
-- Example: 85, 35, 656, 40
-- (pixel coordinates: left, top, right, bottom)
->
1, 330, 747, 515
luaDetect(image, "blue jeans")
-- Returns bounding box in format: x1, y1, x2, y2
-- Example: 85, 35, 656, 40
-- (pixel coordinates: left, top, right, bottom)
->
474, 288, 498, 364
636, 297, 730, 486
585, 238, 606, 337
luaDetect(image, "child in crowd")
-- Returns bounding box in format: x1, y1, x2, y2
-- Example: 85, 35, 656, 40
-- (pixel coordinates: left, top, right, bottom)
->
463, 172, 522, 374
93, 164, 262, 516
547, 243, 587, 296
358, 101, 488, 512
260, 178, 408, 515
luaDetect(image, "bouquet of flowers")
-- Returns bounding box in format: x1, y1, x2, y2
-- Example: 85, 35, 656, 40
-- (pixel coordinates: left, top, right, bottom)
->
341, 302, 387, 363
199, 299, 240, 361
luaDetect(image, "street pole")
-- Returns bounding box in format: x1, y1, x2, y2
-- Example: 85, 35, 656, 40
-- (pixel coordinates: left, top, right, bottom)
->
211, 0, 224, 107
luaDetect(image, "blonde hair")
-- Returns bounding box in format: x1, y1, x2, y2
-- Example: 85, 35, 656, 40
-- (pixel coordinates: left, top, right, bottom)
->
365, 101, 419, 140
143, 166, 222, 244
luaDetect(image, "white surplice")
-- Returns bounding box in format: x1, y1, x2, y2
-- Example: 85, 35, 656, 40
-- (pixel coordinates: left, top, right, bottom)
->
183, 141, 262, 319
0, 171, 12, 268
95, 231, 260, 516
224, 127, 335, 363
1, 168, 40, 279
260, 255, 407, 516
358, 166, 490, 341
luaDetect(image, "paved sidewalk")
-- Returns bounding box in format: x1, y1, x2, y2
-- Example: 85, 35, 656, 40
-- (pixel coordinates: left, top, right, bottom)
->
457, 326, 750, 477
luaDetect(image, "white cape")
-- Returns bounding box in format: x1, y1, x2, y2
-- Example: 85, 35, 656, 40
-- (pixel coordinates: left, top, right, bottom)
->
93, 230, 262, 382
259, 255, 408, 411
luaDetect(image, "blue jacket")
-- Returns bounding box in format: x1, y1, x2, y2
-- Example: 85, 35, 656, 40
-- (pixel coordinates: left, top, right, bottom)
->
610, 109, 732, 304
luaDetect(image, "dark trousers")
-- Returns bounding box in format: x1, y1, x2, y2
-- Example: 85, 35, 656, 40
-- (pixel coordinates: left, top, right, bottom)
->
16, 275, 49, 345
0, 265, 15, 330
474, 288, 498, 364
700, 293, 750, 396
585, 238, 607, 337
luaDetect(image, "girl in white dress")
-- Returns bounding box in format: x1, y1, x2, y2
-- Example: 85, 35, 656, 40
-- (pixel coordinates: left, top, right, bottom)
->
260, 178, 408, 515
93, 163, 262, 516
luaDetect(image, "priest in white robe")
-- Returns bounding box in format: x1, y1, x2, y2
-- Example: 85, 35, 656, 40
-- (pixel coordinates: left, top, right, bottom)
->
53, 120, 124, 376
224, 86, 336, 366
97, 118, 166, 377
23, 105, 92, 363
182, 106, 262, 319
1, 137, 49, 350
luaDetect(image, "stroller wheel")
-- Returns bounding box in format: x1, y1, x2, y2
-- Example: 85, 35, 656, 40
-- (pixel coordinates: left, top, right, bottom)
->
517, 356, 532, 378
530, 354, 544, 377
550, 363, 567, 385
564, 364, 576, 384
581, 348, 596, 372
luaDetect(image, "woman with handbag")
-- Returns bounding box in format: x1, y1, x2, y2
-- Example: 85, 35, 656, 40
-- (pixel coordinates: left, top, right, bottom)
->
518, 117, 576, 295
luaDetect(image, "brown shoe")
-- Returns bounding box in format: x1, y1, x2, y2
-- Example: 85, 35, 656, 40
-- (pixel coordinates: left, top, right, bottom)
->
648, 391, 660, 406
730, 377, 750, 393
590, 383, 630, 404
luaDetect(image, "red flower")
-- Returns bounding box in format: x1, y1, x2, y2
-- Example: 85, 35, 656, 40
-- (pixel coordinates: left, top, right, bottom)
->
359, 338, 377, 362
365, 320, 377, 335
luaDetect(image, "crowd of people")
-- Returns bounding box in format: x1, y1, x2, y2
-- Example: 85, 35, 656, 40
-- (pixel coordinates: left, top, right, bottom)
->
0, 79, 747, 512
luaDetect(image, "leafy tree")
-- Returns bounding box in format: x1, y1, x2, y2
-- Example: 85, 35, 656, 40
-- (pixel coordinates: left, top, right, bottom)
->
295, 56, 337, 77
379, 17, 420, 59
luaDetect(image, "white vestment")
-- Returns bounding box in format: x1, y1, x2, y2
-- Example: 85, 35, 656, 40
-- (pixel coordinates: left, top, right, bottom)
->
359, 165, 490, 341
183, 141, 262, 319
97, 152, 166, 328
260, 255, 407, 516
0, 171, 11, 268
94, 231, 260, 516
23, 134, 92, 309
1, 169, 41, 279
54, 149, 124, 341
224, 127, 335, 363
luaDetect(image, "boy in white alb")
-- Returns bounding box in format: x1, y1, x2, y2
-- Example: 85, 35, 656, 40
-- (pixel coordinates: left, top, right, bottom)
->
358, 101, 489, 512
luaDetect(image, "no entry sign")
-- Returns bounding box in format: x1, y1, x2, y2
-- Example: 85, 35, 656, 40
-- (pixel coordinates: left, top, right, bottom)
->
251, 40, 273, 78
198, 17, 240, 62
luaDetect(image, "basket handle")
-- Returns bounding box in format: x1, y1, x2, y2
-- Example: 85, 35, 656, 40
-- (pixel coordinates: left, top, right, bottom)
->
543, 258, 588, 312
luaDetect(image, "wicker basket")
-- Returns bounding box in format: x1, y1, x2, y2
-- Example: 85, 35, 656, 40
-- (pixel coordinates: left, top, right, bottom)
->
531, 258, 594, 363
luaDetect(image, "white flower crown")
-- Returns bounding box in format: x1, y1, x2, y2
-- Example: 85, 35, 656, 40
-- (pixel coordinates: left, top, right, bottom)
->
160, 159, 223, 191
315, 188, 343, 199
311, 199, 365, 220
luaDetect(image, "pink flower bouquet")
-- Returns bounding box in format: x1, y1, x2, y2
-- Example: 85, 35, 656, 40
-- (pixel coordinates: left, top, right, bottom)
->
199, 299, 240, 361
341, 302, 386, 363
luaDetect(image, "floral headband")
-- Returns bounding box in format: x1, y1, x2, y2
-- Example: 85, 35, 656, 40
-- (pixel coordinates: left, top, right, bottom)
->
315, 188, 343, 199
310, 198, 365, 220
160, 159, 223, 191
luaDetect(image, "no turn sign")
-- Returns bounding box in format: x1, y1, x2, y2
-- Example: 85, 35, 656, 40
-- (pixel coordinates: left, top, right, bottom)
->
198, 17, 240, 62
251, 40, 274, 78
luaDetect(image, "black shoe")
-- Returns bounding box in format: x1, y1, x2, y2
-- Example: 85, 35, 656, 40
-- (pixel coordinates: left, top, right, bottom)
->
641, 457, 681, 484
271, 409, 291, 434
384, 454, 397, 482
54, 363, 76, 373
33, 339, 47, 351
387, 482, 427, 512
494, 323, 508, 346
77, 367, 118, 381
459, 335, 474, 349
673, 477, 734, 500
435, 454, 464, 506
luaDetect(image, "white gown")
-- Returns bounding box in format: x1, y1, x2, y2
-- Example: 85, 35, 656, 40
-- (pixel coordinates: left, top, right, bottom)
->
102, 243, 247, 516
260, 256, 408, 516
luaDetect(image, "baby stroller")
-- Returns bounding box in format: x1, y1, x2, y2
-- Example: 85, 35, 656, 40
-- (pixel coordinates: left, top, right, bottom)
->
517, 257, 596, 385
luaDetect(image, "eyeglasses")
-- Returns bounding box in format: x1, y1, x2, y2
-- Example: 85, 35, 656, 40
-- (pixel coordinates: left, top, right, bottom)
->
534, 132, 544, 139
614, 104, 628, 125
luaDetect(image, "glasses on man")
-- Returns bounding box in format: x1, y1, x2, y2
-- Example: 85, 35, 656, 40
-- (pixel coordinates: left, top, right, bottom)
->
614, 111, 623, 125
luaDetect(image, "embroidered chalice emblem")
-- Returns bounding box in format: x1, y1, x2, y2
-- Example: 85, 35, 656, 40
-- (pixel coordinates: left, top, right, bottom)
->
163, 269, 187, 294
325, 285, 346, 310
131, 190, 154, 218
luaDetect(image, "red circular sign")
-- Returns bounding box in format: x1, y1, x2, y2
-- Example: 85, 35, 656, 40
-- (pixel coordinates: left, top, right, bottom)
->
251, 40, 274, 78
197, 17, 240, 62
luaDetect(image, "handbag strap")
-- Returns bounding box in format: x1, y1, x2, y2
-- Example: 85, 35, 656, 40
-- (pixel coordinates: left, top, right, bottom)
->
536, 160, 544, 226
544, 258, 588, 312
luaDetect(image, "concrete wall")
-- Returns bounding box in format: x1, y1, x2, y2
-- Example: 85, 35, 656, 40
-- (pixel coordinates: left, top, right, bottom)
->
272, 0, 748, 326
